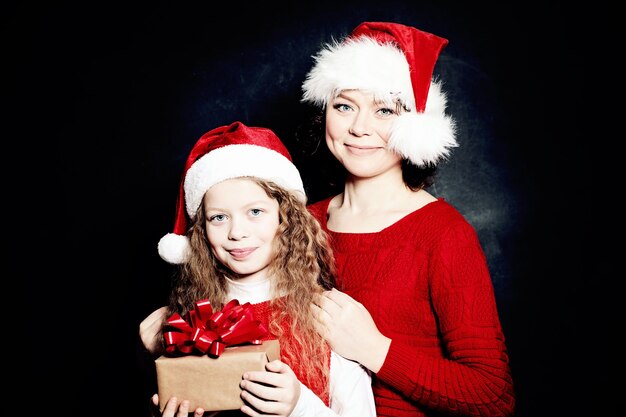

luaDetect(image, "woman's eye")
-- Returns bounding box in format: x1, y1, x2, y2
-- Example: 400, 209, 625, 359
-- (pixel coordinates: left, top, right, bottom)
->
377, 107, 395, 116
333, 103, 352, 112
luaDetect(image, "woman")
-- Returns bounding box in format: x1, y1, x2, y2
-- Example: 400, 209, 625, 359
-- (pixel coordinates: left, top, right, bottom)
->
301, 22, 515, 417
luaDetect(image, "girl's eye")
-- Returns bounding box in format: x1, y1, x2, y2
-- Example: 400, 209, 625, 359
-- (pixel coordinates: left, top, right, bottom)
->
250, 208, 262, 216
209, 214, 226, 222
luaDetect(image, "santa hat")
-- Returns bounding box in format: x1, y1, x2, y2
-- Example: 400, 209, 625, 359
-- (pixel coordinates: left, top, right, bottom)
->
302, 21, 457, 167
158, 121, 306, 264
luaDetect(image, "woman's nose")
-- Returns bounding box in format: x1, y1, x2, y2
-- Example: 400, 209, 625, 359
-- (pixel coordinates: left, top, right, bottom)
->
349, 111, 373, 136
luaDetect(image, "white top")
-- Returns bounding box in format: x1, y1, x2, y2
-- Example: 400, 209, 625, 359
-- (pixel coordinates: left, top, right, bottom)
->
226, 279, 376, 417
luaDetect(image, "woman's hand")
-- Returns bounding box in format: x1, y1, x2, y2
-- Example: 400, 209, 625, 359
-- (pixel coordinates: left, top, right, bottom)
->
239, 360, 301, 417
139, 306, 168, 355
311, 288, 391, 373
151, 394, 207, 417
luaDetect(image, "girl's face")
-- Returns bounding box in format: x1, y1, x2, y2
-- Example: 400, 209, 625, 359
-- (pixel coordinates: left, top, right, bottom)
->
325, 89, 403, 179
202, 178, 280, 283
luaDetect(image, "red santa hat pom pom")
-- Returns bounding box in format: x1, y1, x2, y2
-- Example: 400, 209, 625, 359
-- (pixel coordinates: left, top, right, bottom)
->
158, 233, 191, 265
389, 81, 457, 167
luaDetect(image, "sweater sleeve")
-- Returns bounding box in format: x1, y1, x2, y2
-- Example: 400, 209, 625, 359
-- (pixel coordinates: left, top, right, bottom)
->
376, 219, 515, 416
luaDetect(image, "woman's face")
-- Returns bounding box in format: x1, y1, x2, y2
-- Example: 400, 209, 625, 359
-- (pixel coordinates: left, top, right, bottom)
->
325, 89, 403, 179
202, 178, 280, 283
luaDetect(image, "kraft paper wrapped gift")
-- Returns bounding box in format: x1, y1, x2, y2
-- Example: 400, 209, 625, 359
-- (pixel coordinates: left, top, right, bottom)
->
156, 339, 280, 411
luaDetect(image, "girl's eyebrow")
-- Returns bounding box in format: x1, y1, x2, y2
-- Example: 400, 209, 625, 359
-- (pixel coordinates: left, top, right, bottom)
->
205, 200, 272, 210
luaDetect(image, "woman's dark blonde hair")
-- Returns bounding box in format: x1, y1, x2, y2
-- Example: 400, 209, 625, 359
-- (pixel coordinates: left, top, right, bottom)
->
166, 177, 335, 395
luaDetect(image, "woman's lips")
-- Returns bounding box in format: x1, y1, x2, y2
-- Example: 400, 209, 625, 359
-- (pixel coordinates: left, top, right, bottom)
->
345, 144, 382, 155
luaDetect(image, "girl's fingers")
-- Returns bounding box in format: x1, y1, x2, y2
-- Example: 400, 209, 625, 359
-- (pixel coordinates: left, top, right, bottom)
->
176, 400, 190, 417
161, 397, 178, 416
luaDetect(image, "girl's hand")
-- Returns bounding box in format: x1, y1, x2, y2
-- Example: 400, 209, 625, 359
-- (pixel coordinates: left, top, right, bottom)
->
151, 394, 206, 417
311, 288, 391, 373
239, 360, 301, 417
139, 306, 168, 354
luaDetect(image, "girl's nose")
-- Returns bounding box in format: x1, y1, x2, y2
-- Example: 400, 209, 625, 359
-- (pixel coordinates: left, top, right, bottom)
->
228, 219, 248, 241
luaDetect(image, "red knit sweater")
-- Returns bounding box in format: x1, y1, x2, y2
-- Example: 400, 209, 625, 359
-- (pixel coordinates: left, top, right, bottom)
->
308, 198, 515, 417
248, 300, 330, 406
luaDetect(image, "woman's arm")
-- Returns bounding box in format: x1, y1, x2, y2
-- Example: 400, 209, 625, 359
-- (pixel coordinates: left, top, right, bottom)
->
312, 289, 390, 372
312, 221, 515, 417
139, 306, 168, 355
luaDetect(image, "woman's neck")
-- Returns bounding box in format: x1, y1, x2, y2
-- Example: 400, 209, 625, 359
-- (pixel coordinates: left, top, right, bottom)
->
327, 173, 436, 233
339, 169, 419, 213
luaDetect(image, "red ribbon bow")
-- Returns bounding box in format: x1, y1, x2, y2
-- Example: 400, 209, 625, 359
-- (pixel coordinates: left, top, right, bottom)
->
163, 298, 268, 358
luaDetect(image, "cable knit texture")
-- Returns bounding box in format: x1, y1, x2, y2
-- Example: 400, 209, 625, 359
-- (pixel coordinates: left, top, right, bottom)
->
248, 300, 331, 406
308, 198, 515, 417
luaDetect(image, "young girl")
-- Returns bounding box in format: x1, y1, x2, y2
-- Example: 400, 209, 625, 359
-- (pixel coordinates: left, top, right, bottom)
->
150, 121, 375, 417
300, 22, 516, 416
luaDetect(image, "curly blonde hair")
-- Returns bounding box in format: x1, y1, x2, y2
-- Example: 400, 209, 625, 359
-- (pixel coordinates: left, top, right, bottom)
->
166, 177, 335, 394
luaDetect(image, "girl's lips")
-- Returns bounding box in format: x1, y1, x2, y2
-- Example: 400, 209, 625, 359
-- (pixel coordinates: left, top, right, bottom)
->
228, 248, 256, 260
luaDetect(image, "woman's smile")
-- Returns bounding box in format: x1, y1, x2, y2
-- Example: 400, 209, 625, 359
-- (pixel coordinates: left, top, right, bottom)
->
344, 143, 384, 156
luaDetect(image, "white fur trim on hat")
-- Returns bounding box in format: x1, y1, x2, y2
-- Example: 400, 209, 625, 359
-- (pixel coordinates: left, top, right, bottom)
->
302, 37, 415, 109
184, 144, 306, 218
158, 233, 191, 264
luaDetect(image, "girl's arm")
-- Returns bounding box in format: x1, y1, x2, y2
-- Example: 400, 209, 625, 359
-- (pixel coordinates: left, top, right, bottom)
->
240, 353, 375, 417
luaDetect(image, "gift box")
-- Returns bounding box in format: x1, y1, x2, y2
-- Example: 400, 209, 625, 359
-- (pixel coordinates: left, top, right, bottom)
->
156, 339, 280, 411
155, 299, 278, 411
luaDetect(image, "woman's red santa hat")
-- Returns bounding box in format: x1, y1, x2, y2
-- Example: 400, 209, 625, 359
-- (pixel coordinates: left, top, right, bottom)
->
158, 121, 306, 264
302, 21, 457, 167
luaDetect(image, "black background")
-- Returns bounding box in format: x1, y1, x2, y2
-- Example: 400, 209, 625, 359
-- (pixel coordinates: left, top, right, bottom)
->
9, 1, 616, 416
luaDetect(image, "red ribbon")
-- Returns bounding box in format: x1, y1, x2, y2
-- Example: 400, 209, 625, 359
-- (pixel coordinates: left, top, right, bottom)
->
163, 299, 268, 358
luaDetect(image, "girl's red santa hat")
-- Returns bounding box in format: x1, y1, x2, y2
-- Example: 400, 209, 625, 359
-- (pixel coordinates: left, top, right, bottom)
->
302, 21, 457, 167
158, 121, 306, 264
